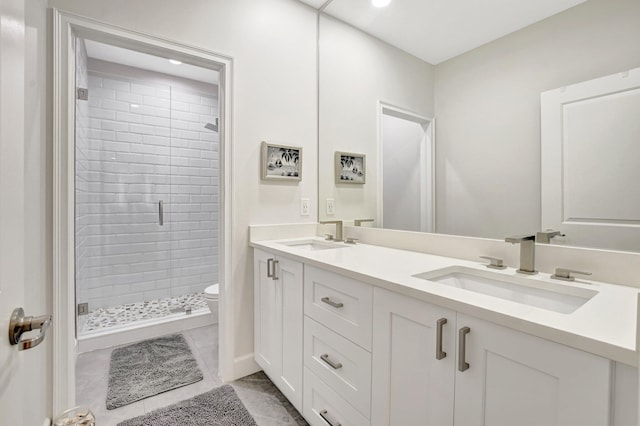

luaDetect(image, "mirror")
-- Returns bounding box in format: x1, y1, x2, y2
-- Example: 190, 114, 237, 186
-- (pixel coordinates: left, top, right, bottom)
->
318, 0, 640, 252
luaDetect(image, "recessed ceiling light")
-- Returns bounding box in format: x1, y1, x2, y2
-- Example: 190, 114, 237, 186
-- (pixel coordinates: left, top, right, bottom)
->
169, 59, 182, 65
372, 0, 391, 7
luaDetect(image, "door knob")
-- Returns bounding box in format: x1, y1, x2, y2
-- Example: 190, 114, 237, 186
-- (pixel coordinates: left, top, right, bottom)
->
8, 307, 52, 351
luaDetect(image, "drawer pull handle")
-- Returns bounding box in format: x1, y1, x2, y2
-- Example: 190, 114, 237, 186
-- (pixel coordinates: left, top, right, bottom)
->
320, 353, 343, 370
458, 326, 470, 372
436, 317, 447, 360
321, 297, 343, 308
319, 409, 341, 426
272, 260, 279, 280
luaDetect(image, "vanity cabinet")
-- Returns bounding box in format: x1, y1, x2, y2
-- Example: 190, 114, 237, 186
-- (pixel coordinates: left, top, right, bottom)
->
253, 248, 303, 411
372, 287, 612, 426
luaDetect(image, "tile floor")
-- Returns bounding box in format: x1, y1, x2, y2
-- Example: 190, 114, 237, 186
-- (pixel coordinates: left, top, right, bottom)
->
76, 324, 308, 426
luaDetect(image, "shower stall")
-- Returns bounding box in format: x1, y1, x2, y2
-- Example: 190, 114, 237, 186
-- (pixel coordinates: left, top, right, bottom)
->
74, 38, 220, 338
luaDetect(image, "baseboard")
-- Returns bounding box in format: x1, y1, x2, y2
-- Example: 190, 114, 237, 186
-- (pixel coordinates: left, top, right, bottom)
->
233, 353, 261, 380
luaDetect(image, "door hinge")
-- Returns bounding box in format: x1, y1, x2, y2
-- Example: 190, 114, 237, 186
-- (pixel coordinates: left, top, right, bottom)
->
77, 303, 89, 316
76, 87, 89, 101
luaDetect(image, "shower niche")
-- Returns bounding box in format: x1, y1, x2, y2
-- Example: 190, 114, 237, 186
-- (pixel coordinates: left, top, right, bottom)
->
74, 38, 220, 337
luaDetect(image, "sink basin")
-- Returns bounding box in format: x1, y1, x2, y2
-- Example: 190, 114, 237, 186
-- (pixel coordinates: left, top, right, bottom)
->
413, 266, 597, 314
279, 239, 349, 251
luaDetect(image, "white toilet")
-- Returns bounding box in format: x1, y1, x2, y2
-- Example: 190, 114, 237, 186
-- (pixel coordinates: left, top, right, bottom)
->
204, 284, 219, 324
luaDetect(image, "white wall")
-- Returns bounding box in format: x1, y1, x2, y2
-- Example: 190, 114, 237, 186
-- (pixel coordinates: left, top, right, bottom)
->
433, 0, 640, 239
75, 62, 219, 311
50, 0, 318, 374
382, 114, 425, 232
318, 14, 434, 224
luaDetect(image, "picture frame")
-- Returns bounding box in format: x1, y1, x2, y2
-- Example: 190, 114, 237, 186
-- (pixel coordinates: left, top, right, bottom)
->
261, 141, 303, 181
335, 151, 366, 184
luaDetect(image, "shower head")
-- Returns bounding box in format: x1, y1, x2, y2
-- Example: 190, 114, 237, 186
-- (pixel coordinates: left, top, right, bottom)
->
204, 118, 218, 132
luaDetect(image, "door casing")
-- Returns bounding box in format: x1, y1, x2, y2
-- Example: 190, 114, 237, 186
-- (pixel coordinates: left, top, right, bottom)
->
52, 10, 235, 414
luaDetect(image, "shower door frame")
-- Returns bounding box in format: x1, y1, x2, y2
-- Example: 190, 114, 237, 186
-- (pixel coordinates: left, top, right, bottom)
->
52, 10, 235, 415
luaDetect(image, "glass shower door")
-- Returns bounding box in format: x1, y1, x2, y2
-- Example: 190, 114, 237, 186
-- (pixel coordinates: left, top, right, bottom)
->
75, 62, 173, 335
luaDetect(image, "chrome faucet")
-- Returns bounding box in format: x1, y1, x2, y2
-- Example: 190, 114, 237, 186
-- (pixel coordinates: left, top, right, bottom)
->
320, 220, 343, 242
536, 229, 565, 244
505, 234, 537, 275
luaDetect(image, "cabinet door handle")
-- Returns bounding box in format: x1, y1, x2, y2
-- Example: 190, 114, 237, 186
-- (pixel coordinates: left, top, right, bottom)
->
319, 409, 341, 426
320, 353, 343, 370
458, 326, 470, 372
272, 260, 279, 280
321, 297, 343, 308
436, 317, 447, 360
158, 200, 164, 226
267, 258, 274, 278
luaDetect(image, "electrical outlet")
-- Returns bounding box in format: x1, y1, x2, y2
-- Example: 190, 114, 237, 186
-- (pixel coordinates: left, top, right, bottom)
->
301, 198, 310, 216
326, 198, 335, 215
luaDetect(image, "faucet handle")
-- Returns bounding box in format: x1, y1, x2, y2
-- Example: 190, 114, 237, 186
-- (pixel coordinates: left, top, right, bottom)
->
479, 256, 506, 270
551, 268, 592, 282
324, 233, 334, 241
345, 237, 358, 244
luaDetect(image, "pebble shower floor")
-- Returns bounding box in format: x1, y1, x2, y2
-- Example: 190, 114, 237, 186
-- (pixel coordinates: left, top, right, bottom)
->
80, 292, 208, 333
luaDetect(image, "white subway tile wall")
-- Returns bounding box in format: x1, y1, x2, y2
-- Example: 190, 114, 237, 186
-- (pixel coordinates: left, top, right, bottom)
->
75, 66, 219, 313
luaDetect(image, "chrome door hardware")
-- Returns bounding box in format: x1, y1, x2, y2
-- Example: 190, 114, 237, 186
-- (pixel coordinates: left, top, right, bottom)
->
551, 268, 592, 282
267, 258, 274, 278
9, 307, 52, 351
158, 200, 164, 226
319, 409, 341, 426
320, 353, 343, 370
76, 87, 89, 101
266, 258, 279, 280
321, 297, 343, 309
479, 256, 506, 270
436, 317, 447, 360
458, 326, 470, 372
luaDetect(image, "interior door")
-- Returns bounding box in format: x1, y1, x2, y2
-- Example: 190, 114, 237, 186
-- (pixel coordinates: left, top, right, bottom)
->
541, 68, 640, 252
0, 0, 49, 423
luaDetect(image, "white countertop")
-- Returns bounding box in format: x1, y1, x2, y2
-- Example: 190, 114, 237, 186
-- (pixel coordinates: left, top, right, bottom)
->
251, 237, 640, 366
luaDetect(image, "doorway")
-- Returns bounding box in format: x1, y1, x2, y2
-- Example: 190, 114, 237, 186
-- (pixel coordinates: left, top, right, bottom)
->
378, 103, 434, 232
53, 11, 234, 415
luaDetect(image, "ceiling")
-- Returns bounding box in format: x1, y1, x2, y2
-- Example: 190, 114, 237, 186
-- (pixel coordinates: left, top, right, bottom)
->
300, 0, 587, 64
84, 40, 219, 84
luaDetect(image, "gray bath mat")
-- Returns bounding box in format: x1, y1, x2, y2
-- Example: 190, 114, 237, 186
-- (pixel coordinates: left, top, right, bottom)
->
107, 334, 203, 409
117, 385, 257, 426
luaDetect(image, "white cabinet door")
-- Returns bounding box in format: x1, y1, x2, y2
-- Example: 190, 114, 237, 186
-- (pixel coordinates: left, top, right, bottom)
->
254, 248, 281, 377
253, 249, 303, 411
277, 255, 303, 410
371, 288, 456, 426
454, 313, 611, 426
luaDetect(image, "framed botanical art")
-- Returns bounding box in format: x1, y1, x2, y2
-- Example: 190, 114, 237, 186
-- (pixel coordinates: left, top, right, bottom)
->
335, 151, 365, 184
261, 141, 302, 181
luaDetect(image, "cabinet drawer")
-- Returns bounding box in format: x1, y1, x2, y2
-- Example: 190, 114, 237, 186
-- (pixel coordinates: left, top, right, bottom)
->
304, 316, 372, 418
304, 266, 373, 350
304, 367, 370, 426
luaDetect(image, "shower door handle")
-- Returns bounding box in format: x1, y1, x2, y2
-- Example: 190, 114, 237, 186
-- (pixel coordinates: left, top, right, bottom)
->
159, 200, 164, 226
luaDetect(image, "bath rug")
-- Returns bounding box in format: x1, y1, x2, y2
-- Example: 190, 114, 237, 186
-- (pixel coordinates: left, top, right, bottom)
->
117, 385, 257, 426
107, 334, 203, 409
